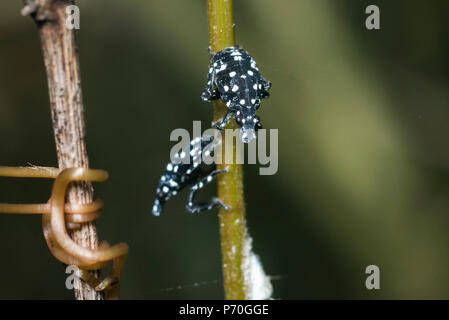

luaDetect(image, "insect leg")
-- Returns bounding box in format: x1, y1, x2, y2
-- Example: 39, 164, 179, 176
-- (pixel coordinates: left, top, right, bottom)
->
259, 90, 270, 100
208, 46, 216, 57
261, 76, 272, 91
209, 88, 221, 100
201, 66, 218, 101
186, 168, 231, 213
212, 108, 234, 130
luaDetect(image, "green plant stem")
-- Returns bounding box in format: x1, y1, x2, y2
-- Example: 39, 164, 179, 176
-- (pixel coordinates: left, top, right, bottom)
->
206, 0, 248, 300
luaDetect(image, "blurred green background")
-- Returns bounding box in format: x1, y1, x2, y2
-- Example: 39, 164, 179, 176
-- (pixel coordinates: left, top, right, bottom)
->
1, 0, 449, 299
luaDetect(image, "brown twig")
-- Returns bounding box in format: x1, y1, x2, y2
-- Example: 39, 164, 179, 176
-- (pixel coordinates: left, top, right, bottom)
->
22, 0, 102, 300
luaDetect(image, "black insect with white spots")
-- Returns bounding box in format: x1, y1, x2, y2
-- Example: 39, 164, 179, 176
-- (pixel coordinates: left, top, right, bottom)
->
201, 46, 271, 143
152, 136, 229, 216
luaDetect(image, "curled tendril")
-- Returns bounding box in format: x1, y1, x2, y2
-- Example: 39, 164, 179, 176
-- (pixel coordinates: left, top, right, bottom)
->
0, 166, 128, 299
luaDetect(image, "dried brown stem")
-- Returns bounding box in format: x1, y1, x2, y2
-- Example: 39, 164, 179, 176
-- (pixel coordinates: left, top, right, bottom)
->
22, 0, 102, 300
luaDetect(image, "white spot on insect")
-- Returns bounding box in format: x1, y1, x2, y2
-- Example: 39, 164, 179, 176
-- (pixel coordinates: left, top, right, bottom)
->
207, 176, 212, 182
173, 165, 179, 173
232, 85, 239, 92
236, 111, 240, 115
213, 62, 217, 67
169, 180, 178, 187
242, 119, 246, 124
209, 67, 213, 73
172, 190, 177, 196
247, 115, 252, 120
253, 84, 258, 90
234, 55, 242, 61
229, 71, 236, 77
217, 63, 227, 73
240, 74, 247, 79
230, 51, 241, 56
180, 151, 186, 158
258, 84, 262, 89
166, 163, 173, 171
226, 101, 231, 107
240, 99, 245, 105
253, 118, 258, 123
251, 62, 258, 70
205, 150, 211, 157
162, 186, 169, 193
190, 148, 199, 156
251, 99, 256, 104
224, 85, 229, 92
161, 176, 166, 181
248, 70, 254, 76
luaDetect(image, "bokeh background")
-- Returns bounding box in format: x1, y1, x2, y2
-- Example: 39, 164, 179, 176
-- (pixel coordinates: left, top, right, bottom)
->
1, 0, 448, 299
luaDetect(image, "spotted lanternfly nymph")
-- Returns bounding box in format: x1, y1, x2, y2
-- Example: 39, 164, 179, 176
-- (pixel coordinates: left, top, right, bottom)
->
201, 46, 271, 143
152, 136, 229, 216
